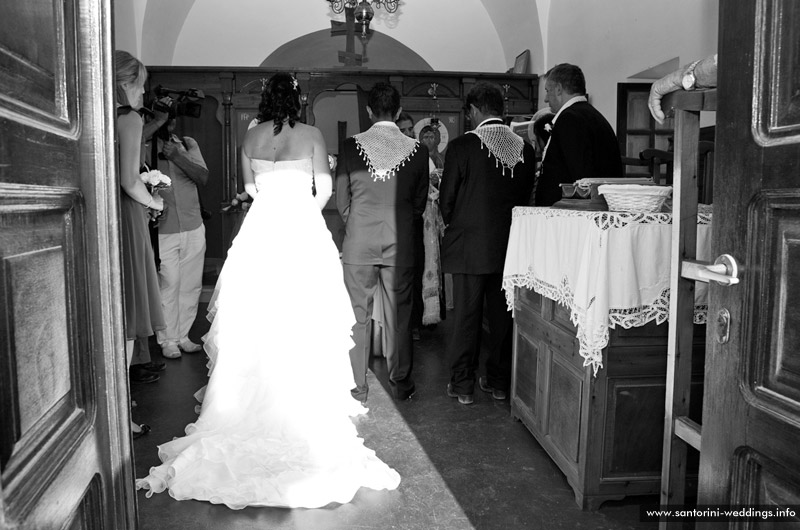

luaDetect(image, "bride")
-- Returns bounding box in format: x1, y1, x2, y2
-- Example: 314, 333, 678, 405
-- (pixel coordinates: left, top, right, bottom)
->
136, 73, 401, 509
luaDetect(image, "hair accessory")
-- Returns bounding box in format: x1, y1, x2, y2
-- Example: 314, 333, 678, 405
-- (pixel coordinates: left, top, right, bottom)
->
291, 76, 299, 91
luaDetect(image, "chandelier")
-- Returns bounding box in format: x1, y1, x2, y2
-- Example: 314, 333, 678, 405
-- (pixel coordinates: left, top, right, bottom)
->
327, 1, 399, 36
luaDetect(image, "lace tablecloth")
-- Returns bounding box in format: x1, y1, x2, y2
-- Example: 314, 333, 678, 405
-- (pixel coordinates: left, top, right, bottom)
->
502, 206, 713, 375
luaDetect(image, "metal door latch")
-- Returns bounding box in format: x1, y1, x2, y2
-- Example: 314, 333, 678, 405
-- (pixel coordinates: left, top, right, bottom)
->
715, 308, 731, 343
681, 254, 740, 286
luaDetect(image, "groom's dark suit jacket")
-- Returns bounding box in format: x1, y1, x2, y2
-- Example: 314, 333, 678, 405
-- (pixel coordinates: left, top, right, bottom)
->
439, 123, 537, 275
536, 101, 622, 206
336, 138, 429, 267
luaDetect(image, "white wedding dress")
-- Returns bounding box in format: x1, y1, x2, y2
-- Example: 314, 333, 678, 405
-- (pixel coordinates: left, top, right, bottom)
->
136, 158, 401, 509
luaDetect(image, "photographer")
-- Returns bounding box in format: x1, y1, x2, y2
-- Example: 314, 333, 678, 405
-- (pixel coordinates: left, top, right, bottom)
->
148, 100, 209, 359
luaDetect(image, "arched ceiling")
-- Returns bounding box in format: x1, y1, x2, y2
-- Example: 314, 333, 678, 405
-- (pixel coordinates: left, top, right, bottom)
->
131, 0, 543, 73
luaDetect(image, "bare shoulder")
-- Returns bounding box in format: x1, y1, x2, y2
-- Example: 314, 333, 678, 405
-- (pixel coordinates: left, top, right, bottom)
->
294, 122, 323, 139
117, 111, 142, 140
117, 110, 142, 128
294, 123, 327, 152
242, 122, 271, 153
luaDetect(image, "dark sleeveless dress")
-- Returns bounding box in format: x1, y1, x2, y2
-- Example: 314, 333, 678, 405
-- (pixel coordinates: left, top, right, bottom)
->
117, 106, 165, 340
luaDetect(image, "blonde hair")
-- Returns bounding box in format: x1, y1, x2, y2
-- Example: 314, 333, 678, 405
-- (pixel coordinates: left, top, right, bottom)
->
114, 50, 147, 106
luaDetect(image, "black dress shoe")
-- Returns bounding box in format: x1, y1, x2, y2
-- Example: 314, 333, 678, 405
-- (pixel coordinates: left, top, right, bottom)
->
478, 376, 507, 400
139, 360, 166, 372
129, 365, 160, 384
447, 383, 474, 405
390, 378, 416, 401
395, 386, 416, 401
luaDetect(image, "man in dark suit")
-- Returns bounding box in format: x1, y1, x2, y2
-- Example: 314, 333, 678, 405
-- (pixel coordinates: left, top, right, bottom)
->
535, 63, 622, 206
440, 82, 537, 405
336, 83, 429, 403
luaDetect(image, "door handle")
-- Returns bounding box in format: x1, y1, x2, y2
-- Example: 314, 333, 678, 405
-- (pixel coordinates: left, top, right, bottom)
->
681, 254, 740, 286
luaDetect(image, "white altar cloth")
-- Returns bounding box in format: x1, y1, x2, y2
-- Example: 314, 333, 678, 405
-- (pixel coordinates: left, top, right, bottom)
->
502, 206, 712, 374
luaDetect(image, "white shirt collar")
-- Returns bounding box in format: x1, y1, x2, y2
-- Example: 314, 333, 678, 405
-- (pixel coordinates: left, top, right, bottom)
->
477, 117, 504, 128
553, 95, 588, 123
373, 120, 399, 128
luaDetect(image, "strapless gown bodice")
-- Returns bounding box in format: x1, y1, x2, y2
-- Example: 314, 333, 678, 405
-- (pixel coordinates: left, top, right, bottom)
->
251, 157, 313, 174
251, 158, 314, 196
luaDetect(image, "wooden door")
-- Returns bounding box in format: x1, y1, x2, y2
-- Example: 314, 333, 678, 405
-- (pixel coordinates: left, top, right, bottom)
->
0, 2, 135, 529
698, 0, 800, 524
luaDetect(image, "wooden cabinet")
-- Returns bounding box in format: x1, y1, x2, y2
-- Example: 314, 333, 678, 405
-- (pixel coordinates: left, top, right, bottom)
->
510, 287, 705, 509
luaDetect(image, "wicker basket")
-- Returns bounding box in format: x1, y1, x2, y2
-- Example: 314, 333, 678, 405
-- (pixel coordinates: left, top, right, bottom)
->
598, 184, 673, 212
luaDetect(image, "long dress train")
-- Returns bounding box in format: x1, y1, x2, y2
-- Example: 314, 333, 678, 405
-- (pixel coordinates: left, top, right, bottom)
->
135, 159, 401, 509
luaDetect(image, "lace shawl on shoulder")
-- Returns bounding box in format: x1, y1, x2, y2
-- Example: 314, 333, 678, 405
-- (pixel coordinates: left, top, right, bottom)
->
468, 123, 525, 177
353, 124, 419, 182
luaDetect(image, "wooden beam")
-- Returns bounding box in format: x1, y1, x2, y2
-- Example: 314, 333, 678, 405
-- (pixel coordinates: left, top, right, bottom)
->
674, 416, 702, 451
662, 88, 717, 116
660, 104, 701, 528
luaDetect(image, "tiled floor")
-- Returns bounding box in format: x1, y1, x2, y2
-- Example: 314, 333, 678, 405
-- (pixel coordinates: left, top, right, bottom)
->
131, 308, 656, 530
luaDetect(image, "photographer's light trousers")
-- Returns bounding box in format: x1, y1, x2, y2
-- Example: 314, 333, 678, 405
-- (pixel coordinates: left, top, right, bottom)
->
157, 224, 206, 345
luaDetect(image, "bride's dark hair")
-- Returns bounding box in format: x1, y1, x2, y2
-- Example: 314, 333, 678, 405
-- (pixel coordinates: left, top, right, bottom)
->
257, 73, 301, 135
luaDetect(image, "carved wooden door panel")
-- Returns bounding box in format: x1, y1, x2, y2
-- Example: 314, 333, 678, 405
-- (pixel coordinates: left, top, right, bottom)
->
0, 2, 135, 529
698, 0, 800, 524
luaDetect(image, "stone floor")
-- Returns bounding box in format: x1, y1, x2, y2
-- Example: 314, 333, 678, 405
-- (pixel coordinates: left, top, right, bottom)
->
131, 307, 657, 530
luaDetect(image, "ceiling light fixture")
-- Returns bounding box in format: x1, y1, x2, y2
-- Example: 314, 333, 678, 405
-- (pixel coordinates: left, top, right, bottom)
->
327, 0, 399, 37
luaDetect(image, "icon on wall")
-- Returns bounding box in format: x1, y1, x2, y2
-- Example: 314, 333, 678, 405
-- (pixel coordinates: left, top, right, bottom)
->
413, 117, 449, 154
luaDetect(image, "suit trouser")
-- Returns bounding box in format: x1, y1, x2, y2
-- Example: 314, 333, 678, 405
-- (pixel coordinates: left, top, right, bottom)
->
343, 264, 415, 397
156, 224, 206, 346
447, 272, 513, 395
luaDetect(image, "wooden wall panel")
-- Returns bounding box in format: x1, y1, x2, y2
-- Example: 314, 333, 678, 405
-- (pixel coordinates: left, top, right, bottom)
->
8, 247, 71, 434
546, 355, 583, 464
513, 328, 539, 424
749, 193, 800, 422
0, 0, 77, 132
602, 378, 664, 477
732, 449, 800, 518
0, 189, 92, 522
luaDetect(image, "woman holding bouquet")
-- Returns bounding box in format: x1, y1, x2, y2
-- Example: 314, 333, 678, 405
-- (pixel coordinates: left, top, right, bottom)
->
115, 50, 166, 438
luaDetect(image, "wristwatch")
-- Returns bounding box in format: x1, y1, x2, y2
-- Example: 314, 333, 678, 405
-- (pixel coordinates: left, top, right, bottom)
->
681, 60, 701, 90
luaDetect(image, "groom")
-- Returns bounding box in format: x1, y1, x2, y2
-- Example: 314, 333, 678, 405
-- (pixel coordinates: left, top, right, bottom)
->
336, 82, 429, 402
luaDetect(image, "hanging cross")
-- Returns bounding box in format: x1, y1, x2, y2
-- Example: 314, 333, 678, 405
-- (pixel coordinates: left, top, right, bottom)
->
331, 7, 363, 67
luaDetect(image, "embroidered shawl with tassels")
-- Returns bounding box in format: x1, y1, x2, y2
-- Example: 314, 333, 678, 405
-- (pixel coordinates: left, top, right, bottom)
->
354, 122, 419, 182
468, 123, 525, 177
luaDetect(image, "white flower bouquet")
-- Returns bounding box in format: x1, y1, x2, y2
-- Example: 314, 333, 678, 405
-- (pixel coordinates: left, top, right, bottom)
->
140, 169, 172, 190
139, 168, 171, 221
222, 191, 252, 213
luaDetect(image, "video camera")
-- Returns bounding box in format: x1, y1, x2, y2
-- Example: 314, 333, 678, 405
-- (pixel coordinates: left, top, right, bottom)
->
151, 86, 205, 118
